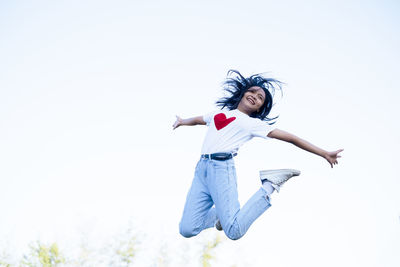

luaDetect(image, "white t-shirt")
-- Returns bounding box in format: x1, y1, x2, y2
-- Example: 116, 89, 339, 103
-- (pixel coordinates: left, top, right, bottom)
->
201, 109, 275, 154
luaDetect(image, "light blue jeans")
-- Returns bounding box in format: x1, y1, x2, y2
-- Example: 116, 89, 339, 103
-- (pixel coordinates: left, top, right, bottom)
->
179, 157, 271, 240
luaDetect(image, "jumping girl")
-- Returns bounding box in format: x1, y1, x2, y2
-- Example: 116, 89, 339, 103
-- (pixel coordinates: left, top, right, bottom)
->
173, 70, 343, 240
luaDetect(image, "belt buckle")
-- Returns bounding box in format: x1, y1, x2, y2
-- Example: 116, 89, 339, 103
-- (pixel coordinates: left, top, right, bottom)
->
202, 154, 211, 160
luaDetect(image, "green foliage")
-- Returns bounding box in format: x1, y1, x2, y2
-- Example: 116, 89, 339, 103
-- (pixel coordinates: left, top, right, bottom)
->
113, 234, 137, 266
201, 234, 222, 267
20, 242, 65, 267
0, 249, 13, 267
0, 226, 232, 266
0, 259, 12, 267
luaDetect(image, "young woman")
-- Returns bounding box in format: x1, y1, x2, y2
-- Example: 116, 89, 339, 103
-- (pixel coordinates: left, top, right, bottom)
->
173, 70, 343, 240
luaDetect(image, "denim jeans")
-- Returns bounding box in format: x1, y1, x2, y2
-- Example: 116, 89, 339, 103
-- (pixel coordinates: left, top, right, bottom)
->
179, 157, 271, 240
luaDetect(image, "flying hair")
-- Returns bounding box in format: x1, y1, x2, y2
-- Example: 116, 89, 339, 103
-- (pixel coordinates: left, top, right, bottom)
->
216, 70, 283, 124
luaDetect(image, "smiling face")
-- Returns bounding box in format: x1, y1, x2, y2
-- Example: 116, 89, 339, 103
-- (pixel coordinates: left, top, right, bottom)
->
237, 86, 266, 115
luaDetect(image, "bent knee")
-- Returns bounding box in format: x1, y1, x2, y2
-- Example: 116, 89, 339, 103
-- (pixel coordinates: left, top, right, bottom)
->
179, 223, 199, 238
224, 224, 244, 240
179, 228, 195, 238
225, 231, 243, 240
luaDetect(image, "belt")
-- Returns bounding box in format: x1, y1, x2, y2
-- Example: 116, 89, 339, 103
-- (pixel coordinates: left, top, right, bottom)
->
201, 152, 237, 161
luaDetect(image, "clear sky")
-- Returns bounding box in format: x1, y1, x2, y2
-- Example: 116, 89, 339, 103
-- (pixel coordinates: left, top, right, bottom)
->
1, 0, 399, 266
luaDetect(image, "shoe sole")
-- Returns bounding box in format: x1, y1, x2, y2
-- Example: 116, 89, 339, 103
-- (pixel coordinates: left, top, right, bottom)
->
260, 169, 301, 193
259, 169, 301, 179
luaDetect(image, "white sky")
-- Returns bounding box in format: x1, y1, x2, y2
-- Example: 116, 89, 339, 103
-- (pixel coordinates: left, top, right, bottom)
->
1, 0, 399, 266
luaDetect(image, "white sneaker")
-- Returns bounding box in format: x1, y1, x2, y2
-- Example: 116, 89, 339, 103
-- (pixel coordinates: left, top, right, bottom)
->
259, 169, 301, 192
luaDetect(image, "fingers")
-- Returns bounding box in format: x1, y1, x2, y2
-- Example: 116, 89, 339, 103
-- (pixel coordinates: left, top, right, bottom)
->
327, 157, 340, 168
172, 115, 181, 130
329, 158, 340, 168
327, 149, 343, 168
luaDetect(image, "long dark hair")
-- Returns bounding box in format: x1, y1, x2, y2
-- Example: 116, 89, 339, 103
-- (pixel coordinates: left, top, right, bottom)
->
216, 70, 282, 123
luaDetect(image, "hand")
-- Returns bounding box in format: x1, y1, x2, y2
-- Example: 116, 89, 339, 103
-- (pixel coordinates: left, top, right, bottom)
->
172, 115, 183, 130
324, 149, 344, 168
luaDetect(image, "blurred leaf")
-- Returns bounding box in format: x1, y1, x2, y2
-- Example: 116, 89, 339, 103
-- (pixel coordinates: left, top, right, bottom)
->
20, 241, 65, 267
201, 234, 222, 267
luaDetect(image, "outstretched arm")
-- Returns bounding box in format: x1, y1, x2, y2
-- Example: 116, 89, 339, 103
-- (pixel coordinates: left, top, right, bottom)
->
267, 128, 343, 168
172, 115, 206, 130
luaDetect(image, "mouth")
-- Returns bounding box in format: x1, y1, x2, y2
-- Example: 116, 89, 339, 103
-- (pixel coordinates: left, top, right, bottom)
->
246, 97, 255, 105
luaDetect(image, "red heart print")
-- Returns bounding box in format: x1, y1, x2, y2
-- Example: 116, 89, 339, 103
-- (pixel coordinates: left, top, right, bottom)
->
214, 113, 236, 130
